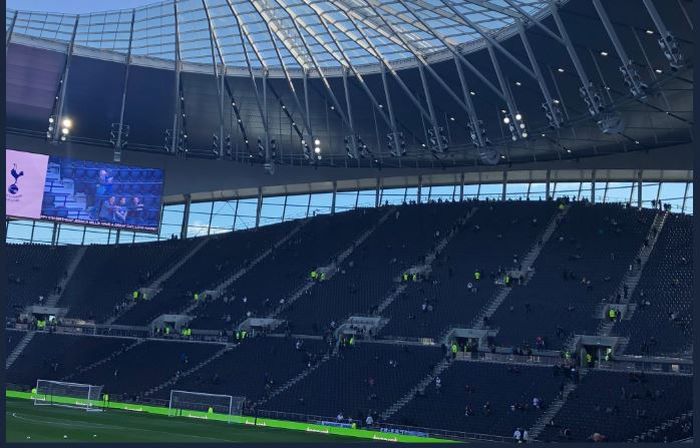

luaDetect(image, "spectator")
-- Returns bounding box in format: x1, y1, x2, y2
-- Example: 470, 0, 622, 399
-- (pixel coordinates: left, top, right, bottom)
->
99, 196, 117, 222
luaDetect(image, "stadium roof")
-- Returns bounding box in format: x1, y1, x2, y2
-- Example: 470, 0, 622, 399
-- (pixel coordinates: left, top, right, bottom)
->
6, 0, 555, 72
5, 0, 694, 170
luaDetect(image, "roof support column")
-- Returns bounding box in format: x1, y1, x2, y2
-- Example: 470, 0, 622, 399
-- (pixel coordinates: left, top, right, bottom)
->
380, 64, 401, 164
51, 222, 59, 246
375, 178, 381, 208
548, 3, 603, 119
52, 16, 80, 145
502, 172, 507, 201
546, 170, 551, 200
417, 175, 423, 204
342, 68, 358, 158
181, 194, 191, 240
516, 22, 562, 128
592, 0, 647, 98
417, 64, 442, 152
232, 199, 239, 231
114, 10, 136, 162
171, 1, 181, 154
637, 170, 643, 210
681, 182, 690, 214
6, 10, 18, 50
460, 173, 465, 202
453, 54, 484, 147
256, 188, 263, 228
331, 181, 337, 215
281, 194, 288, 222
202, 0, 226, 158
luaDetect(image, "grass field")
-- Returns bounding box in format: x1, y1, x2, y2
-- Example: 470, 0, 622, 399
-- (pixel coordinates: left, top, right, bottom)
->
5, 398, 363, 443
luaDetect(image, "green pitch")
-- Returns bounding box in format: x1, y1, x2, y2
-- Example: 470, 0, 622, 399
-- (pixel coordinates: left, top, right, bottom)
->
5, 398, 361, 443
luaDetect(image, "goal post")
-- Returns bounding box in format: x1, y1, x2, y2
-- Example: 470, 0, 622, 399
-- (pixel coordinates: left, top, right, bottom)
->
33, 379, 104, 412
168, 390, 245, 423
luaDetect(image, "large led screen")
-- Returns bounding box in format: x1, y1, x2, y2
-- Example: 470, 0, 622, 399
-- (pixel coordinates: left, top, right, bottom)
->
6, 150, 164, 233
6, 149, 50, 219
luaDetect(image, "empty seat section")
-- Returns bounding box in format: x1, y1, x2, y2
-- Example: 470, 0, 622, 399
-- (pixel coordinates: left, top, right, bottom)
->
157, 337, 331, 402
491, 204, 656, 350
381, 201, 556, 339
389, 362, 562, 437
191, 209, 382, 329
613, 213, 692, 356
60, 239, 200, 322
280, 203, 470, 335
263, 343, 443, 422
7, 333, 131, 387
540, 370, 693, 442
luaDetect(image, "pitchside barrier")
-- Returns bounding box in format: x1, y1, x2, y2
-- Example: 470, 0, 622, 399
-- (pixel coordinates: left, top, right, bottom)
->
6, 389, 456, 443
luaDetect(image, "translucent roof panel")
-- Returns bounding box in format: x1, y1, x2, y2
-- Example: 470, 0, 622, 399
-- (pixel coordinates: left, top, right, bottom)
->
6, 0, 552, 74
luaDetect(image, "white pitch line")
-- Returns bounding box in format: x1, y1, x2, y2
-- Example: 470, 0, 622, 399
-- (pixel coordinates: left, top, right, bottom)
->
8, 411, 237, 443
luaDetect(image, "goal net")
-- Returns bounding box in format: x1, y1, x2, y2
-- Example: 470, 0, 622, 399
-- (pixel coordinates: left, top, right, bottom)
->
33, 379, 104, 412
168, 390, 245, 422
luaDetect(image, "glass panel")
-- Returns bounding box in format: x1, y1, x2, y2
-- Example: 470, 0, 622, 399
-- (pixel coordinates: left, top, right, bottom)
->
463, 184, 479, 200
133, 232, 158, 243
160, 204, 183, 240
82, 226, 109, 245
479, 183, 502, 200
57, 224, 84, 245
356, 189, 376, 208
659, 182, 688, 214
506, 183, 529, 201
6, 220, 34, 244
553, 182, 579, 200
641, 182, 660, 209
187, 202, 213, 238
308, 193, 333, 217
606, 182, 633, 204
404, 187, 418, 203
235, 199, 258, 230
429, 185, 454, 202
284, 194, 310, 221
210, 200, 236, 234
579, 183, 592, 200
335, 191, 357, 213
381, 188, 406, 205
32, 221, 54, 244
529, 183, 547, 200
260, 195, 285, 227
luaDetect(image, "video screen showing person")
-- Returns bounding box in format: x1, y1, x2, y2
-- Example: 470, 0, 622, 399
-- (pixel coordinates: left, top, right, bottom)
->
40, 156, 164, 233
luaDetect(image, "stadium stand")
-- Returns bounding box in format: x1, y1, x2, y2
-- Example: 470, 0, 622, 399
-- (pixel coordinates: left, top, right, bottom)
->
6, 329, 24, 354
115, 222, 298, 325
190, 208, 384, 329
5, 202, 694, 442
4, 0, 694, 442
380, 201, 557, 339
613, 213, 693, 356
261, 342, 445, 424
490, 203, 657, 350
157, 336, 332, 404
58, 238, 200, 322
7, 333, 131, 387
388, 361, 563, 437
7, 244, 78, 315
539, 370, 693, 442
280, 202, 469, 335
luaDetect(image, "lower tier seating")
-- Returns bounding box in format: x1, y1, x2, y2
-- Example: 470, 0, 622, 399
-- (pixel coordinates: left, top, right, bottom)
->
389, 361, 563, 437
262, 342, 444, 423
540, 370, 693, 442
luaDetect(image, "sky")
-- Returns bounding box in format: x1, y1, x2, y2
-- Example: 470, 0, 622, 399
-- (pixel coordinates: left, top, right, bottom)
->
7, 0, 157, 14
